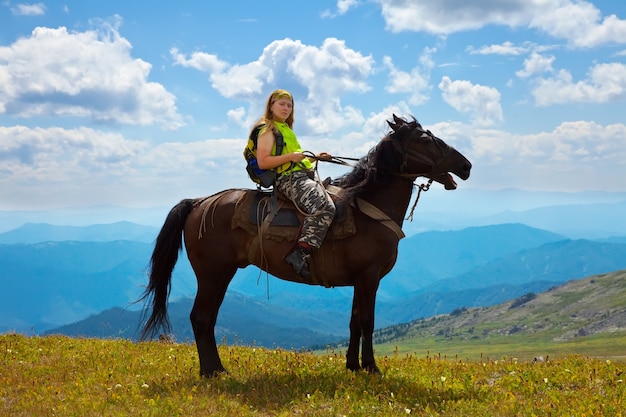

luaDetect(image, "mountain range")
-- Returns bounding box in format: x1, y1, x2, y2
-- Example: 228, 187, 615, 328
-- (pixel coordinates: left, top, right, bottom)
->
2, 210, 626, 348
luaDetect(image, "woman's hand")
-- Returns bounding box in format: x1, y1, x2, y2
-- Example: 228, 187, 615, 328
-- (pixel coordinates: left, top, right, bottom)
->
315, 152, 332, 161
290, 152, 307, 163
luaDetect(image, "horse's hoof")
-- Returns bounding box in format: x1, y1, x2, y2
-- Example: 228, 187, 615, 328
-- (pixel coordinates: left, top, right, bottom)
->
346, 362, 361, 372
364, 365, 382, 375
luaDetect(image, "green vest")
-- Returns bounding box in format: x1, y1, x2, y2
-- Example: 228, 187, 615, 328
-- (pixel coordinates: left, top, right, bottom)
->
263, 122, 313, 175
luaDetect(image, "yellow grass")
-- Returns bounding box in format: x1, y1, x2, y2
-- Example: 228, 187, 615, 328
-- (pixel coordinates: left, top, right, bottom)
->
1, 334, 624, 416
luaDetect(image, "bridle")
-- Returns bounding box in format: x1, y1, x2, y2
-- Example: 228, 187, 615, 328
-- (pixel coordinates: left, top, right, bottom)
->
390, 128, 453, 178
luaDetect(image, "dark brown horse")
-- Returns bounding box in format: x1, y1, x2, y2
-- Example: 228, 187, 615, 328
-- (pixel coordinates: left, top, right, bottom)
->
139, 115, 471, 377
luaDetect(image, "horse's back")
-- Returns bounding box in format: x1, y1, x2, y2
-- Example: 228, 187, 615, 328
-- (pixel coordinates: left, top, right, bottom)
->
183, 189, 254, 268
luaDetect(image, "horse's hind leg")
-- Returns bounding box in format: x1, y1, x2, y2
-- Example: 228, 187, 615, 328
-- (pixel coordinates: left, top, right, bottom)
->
190, 264, 236, 377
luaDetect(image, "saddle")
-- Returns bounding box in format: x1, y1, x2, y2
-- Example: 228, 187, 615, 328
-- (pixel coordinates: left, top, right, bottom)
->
231, 187, 356, 242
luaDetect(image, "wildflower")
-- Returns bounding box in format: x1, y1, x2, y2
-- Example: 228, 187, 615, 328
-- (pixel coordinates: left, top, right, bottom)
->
440, 376, 447, 383
142, 383, 149, 389
405, 408, 412, 414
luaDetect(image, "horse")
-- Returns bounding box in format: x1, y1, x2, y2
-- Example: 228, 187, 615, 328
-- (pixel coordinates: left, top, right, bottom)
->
139, 114, 472, 377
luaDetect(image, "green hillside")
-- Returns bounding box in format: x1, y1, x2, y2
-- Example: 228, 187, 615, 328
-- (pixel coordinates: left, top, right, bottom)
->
368, 269, 626, 361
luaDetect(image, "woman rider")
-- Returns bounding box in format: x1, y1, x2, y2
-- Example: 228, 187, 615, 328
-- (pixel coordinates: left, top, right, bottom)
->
253, 89, 336, 279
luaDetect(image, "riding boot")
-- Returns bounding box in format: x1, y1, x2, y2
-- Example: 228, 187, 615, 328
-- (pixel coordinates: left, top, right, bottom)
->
284, 243, 313, 279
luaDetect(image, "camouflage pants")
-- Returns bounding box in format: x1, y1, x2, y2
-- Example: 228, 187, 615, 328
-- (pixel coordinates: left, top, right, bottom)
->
276, 170, 336, 249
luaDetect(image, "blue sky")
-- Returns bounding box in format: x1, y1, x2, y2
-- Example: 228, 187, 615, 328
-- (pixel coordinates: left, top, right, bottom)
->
1, 0, 626, 212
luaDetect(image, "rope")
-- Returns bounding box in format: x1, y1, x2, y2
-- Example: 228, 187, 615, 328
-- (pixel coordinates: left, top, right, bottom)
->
406, 179, 433, 222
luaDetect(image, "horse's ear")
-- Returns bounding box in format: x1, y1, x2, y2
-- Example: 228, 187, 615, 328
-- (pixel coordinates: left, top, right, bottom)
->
388, 114, 402, 132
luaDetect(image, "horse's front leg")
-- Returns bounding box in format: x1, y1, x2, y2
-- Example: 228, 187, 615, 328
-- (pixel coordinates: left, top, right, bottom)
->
346, 290, 361, 371
357, 278, 381, 374
347, 280, 381, 374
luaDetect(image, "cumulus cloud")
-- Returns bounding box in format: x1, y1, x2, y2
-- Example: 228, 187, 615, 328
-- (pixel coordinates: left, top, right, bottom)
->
531, 62, 626, 105
0, 125, 245, 208
376, 0, 626, 48
171, 37, 374, 135
0, 126, 147, 182
0, 25, 184, 129
458, 120, 626, 191
438, 76, 503, 127
383, 48, 434, 106
530, 1, 626, 48
516, 52, 556, 78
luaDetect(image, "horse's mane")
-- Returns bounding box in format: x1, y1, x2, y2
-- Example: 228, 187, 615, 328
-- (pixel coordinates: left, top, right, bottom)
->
332, 115, 420, 201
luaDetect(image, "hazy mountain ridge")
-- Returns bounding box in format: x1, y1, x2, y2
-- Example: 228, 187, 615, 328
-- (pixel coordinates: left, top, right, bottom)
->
3, 222, 626, 347
44, 292, 348, 349
0, 221, 158, 244
423, 238, 626, 292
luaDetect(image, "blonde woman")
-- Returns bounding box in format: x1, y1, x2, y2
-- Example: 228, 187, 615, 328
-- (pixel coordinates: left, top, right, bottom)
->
253, 89, 335, 279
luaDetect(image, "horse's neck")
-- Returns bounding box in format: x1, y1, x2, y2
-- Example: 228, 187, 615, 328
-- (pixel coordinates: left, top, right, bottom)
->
360, 177, 414, 226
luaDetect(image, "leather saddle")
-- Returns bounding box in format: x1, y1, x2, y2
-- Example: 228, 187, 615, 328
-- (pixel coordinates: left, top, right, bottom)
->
231, 187, 356, 242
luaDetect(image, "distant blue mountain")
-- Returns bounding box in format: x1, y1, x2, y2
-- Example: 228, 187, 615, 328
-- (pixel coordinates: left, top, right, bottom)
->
427, 239, 626, 292
469, 200, 626, 239
3, 221, 626, 343
0, 240, 195, 333
0, 221, 158, 244
44, 292, 348, 349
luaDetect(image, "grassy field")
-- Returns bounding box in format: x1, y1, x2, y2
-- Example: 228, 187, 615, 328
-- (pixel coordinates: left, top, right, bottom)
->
373, 331, 626, 363
2, 333, 624, 416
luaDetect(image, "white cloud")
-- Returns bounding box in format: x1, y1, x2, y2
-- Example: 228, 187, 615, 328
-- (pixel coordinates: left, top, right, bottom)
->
0, 126, 147, 182
468, 41, 530, 56
463, 120, 626, 191
337, 0, 359, 14
0, 125, 246, 208
530, 2, 626, 48
375, 0, 626, 48
11, 2, 45, 16
321, 0, 360, 18
531, 62, 626, 105
438, 76, 503, 127
383, 48, 434, 106
171, 37, 374, 135
170, 47, 229, 73
0, 26, 184, 129
377, 0, 551, 35
516, 52, 555, 78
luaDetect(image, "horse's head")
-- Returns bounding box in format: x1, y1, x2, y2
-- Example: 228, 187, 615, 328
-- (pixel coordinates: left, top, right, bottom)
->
387, 114, 471, 190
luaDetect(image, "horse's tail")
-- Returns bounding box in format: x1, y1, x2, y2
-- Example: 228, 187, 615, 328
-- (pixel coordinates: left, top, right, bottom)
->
139, 198, 195, 340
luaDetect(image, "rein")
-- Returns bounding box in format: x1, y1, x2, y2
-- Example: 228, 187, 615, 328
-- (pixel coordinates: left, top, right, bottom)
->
306, 153, 359, 167
308, 129, 445, 224
308, 127, 447, 227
